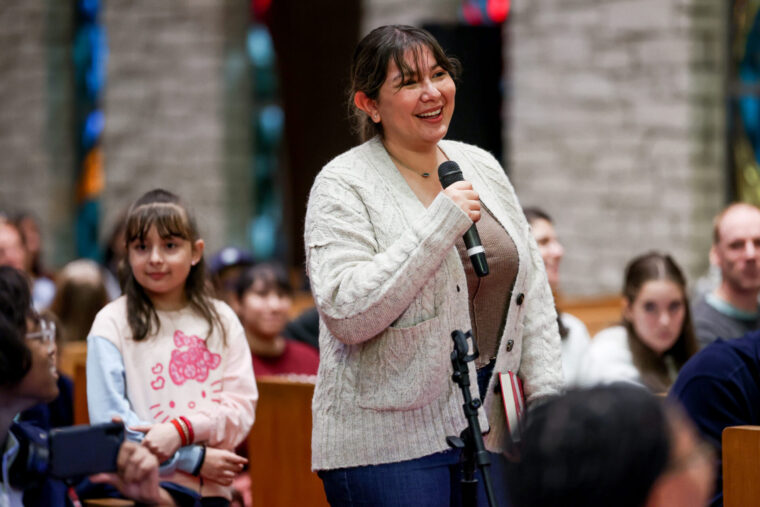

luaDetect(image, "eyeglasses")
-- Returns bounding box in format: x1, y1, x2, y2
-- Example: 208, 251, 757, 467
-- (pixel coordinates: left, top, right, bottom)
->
25, 319, 56, 348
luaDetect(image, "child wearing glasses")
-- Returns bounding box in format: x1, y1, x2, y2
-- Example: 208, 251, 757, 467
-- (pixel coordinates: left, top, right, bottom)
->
0, 265, 165, 505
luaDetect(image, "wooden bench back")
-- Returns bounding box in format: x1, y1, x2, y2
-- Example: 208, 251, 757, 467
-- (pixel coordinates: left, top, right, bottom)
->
557, 294, 623, 337
62, 341, 90, 425
247, 377, 328, 507
723, 425, 760, 507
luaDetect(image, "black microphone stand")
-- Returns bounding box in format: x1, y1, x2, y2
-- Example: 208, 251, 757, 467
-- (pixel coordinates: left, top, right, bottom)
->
446, 329, 496, 507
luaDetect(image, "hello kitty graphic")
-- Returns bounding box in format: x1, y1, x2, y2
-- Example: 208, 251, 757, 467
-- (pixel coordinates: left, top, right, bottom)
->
148, 330, 223, 422
168, 330, 222, 385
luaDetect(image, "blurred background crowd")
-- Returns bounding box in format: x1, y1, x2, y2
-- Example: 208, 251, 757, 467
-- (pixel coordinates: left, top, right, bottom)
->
0, 0, 741, 298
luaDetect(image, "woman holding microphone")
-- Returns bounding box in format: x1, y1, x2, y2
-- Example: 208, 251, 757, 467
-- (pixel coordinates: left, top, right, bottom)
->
304, 25, 562, 506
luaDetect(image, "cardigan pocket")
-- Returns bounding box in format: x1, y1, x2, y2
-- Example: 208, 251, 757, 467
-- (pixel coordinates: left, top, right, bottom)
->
357, 315, 449, 411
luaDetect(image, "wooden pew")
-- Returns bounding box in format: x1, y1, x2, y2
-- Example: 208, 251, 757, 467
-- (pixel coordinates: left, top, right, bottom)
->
247, 376, 328, 507
290, 291, 316, 325
62, 341, 90, 425
59, 340, 87, 379
557, 294, 623, 337
723, 425, 760, 507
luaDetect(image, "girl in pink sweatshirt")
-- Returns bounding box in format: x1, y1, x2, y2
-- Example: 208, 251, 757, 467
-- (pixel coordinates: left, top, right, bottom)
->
87, 189, 258, 505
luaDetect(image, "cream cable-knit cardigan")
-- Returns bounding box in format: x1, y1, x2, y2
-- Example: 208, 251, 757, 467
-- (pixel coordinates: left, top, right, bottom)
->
305, 137, 562, 470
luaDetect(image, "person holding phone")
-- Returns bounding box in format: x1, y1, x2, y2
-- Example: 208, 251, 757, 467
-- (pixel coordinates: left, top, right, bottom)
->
0, 265, 165, 506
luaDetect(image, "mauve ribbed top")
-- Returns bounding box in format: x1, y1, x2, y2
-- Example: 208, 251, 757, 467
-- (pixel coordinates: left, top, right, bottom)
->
456, 206, 518, 368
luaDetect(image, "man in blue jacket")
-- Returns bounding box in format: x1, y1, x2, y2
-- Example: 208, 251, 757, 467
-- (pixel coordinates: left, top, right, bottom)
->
669, 330, 760, 506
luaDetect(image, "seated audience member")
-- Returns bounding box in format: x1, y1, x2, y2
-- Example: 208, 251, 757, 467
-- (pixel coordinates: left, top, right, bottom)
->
209, 246, 254, 314
16, 311, 74, 507
101, 212, 127, 300
0, 266, 165, 506
524, 207, 591, 385
692, 203, 760, 348
235, 263, 319, 377
14, 212, 51, 282
669, 328, 760, 506
49, 259, 110, 343
0, 217, 55, 311
282, 306, 319, 351
507, 384, 714, 507
19, 312, 73, 429
577, 252, 698, 392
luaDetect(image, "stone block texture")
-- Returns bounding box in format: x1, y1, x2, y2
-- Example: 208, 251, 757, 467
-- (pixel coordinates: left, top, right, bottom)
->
0, 0, 251, 268
0, 0, 729, 299
0, 0, 76, 266
507, 0, 726, 295
101, 0, 250, 257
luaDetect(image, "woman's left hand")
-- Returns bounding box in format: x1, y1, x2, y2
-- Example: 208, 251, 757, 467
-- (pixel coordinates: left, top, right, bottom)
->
132, 422, 183, 463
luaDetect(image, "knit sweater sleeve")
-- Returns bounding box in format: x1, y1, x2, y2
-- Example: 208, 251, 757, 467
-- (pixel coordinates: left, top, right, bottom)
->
304, 164, 472, 345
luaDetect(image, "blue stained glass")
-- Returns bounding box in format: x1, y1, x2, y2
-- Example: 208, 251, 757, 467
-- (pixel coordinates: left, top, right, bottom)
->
74, 0, 105, 259
78, 0, 100, 21
258, 105, 284, 147
75, 200, 101, 261
249, 215, 277, 260
731, 1, 760, 204
82, 110, 104, 149
247, 26, 275, 67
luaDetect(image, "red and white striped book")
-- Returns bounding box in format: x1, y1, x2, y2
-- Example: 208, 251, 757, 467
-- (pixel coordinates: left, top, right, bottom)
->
498, 370, 526, 442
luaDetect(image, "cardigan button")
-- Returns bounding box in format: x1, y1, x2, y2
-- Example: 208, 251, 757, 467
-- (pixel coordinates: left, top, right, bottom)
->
456, 285, 460, 292
506, 339, 514, 352
516, 293, 525, 305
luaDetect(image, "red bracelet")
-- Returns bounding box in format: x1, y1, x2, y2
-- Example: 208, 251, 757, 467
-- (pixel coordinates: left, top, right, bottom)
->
179, 416, 195, 444
178, 418, 190, 445
170, 418, 188, 446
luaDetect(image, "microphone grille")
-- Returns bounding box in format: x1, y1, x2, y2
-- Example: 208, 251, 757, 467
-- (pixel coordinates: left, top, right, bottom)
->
438, 161, 463, 188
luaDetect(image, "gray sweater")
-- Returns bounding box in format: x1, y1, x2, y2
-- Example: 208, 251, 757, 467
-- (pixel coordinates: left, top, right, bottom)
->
304, 137, 562, 470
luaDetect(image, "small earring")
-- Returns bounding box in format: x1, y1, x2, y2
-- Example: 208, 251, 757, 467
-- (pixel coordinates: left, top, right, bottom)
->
372, 113, 379, 121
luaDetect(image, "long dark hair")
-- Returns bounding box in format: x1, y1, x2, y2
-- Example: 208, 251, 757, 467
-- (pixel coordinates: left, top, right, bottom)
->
50, 259, 109, 343
622, 252, 698, 392
234, 262, 292, 301
122, 189, 223, 343
348, 25, 461, 142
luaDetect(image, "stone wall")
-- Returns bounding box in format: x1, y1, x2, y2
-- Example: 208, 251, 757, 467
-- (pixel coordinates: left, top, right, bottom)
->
507, 0, 726, 295
101, 0, 250, 256
0, 0, 729, 296
0, 0, 250, 267
0, 0, 76, 267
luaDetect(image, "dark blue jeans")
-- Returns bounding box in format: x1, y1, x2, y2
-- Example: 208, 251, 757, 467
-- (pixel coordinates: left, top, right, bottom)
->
318, 448, 511, 507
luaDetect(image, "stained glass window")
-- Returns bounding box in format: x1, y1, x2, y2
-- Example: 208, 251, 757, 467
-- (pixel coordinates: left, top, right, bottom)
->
730, 0, 760, 203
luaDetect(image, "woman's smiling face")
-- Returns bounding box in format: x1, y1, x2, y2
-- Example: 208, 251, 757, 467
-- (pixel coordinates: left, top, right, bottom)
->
372, 45, 456, 151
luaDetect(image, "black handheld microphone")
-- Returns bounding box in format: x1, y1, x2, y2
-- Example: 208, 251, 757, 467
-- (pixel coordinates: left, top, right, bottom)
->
438, 161, 489, 277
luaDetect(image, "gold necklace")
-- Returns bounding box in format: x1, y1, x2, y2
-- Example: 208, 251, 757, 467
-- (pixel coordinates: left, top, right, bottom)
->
388, 152, 431, 178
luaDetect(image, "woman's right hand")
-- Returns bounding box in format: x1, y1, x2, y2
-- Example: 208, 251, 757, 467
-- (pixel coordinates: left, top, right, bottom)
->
443, 180, 481, 223
200, 448, 248, 485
